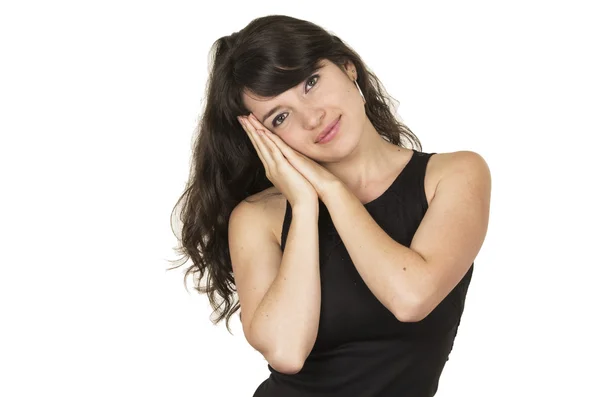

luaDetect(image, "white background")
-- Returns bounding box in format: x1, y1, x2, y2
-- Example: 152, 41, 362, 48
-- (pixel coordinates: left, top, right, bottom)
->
1, 1, 598, 396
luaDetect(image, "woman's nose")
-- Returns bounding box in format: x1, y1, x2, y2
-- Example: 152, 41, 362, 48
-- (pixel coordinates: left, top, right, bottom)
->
302, 108, 325, 129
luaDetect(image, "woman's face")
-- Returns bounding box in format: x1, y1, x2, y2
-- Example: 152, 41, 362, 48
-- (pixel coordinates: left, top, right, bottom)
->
241, 59, 365, 159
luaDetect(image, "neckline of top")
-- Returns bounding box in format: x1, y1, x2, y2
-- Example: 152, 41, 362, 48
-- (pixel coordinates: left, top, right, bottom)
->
362, 149, 418, 207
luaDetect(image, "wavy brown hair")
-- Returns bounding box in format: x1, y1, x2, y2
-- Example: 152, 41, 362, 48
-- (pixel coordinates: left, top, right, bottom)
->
168, 15, 421, 334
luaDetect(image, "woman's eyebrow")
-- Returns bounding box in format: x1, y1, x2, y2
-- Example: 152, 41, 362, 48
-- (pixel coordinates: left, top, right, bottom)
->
261, 105, 283, 123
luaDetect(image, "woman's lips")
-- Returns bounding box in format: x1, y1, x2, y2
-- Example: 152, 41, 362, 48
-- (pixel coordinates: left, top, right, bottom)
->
316, 117, 341, 144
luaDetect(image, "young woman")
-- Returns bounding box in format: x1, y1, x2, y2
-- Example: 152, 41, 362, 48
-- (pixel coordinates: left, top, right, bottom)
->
170, 14, 491, 397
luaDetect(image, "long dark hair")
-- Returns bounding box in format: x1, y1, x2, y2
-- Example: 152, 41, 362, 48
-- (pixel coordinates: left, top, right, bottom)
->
168, 15, 421, 334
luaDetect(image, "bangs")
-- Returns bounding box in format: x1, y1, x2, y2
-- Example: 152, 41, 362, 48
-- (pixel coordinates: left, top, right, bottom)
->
240, 58, 326, 100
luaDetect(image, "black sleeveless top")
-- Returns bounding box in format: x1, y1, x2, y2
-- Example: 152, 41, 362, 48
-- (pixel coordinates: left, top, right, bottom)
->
252, 149, 474, 397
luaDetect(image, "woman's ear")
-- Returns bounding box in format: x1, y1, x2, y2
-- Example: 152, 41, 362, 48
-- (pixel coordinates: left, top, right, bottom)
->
343, 60, 357, 80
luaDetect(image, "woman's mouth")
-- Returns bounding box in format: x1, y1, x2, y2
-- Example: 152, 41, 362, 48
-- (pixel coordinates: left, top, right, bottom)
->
316, 117, 341, 144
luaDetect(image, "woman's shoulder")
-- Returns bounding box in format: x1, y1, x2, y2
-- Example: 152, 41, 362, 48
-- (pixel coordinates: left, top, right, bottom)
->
238, 186, 287, 247
421, 149, 488, 205
424, 150, 487, 182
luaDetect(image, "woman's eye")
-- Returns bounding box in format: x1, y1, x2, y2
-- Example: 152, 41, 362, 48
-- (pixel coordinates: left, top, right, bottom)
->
272, 113, 288, 127
306, 74, 319, 92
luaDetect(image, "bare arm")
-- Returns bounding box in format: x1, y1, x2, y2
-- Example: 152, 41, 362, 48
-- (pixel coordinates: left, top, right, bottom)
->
229, 200, 321, 374
320, 151, 490, 321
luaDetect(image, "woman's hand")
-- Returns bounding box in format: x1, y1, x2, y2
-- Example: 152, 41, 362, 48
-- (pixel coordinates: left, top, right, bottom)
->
239, 113, 341, 201
238, 113, 318, 208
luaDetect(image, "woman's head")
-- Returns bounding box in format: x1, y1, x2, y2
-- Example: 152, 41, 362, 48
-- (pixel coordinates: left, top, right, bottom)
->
242, 58, 367, 160
169, 15, 421, 333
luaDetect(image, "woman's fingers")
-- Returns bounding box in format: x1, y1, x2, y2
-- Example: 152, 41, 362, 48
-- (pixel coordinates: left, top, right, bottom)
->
238, 116, 270, 170
245, 115, 286, 162
238, 113, 294, 181
260, 127, 295, 160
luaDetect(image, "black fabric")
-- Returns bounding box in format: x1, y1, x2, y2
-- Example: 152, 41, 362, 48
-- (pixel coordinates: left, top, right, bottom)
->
252, 149, 474, 397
